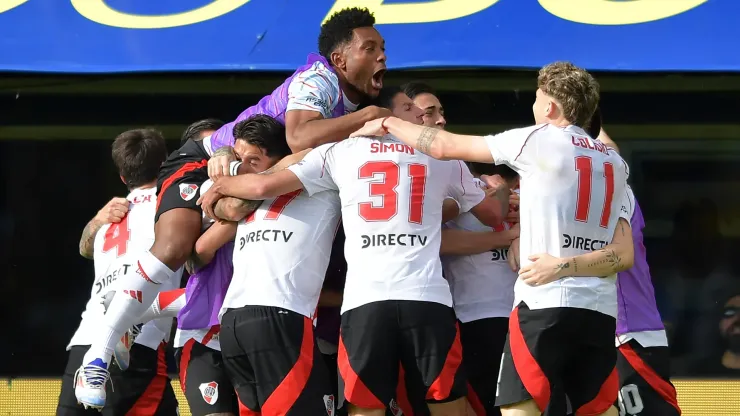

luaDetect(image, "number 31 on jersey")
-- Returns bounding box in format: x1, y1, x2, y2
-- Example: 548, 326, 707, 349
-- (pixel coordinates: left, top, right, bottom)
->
359, 161, 427, 224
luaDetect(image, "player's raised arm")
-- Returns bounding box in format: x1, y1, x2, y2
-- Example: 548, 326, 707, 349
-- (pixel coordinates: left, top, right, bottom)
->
286, 106, 391, 152
353, 116, 494, 162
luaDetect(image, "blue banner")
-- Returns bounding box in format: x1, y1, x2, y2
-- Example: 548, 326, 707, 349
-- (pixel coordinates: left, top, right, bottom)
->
0, 0, 733, 73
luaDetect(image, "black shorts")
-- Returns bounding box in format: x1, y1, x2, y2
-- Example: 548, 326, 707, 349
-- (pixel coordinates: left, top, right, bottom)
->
220, 306, 334, 415
460, 317, 509, 416
496, 303, 618, 415
616, 340, 680, 416
339, 300, 466, 410
174, 340, 238, 416
155, 139, 210, 223
57, 344, 178, 416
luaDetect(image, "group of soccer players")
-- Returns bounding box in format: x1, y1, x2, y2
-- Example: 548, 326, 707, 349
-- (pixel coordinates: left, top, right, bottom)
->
57, 6, 682, 416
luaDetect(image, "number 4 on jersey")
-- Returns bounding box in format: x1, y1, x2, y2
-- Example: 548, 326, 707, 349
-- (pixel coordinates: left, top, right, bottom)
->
574, 156, 615, 228
102, 216, 131, 257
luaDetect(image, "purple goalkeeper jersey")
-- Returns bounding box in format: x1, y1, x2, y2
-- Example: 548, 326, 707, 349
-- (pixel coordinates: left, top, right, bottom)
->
177, 242, 234, 330
208, 53, 346, 152
615, 199, 665, 335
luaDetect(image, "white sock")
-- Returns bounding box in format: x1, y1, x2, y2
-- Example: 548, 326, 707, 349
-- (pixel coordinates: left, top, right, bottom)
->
83, 251, 175, 365
138, 288, 186, 322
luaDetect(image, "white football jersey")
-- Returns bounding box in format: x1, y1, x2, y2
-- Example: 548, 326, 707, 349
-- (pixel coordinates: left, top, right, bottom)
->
442, 180, 517, 322
68, 187, 180, 350
485, 124, 630, 318
220, 189, 341, 319
288, 135, 486, 313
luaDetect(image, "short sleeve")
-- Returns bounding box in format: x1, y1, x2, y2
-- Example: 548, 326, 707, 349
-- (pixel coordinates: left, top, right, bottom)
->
484, 124, 547, 172
286, 64, 341, 119
619, 186, 636, 221
287, 143, 339, 196
446, 161, 485, 213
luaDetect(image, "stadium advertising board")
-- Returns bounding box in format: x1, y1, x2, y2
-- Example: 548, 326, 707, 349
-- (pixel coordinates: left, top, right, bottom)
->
0, 0, 734, 73
1, 378, 739, 415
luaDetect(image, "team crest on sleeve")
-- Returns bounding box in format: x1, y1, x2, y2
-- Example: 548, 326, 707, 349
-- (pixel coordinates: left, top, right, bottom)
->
199, 381, 219, 404
179, 183, 199, 201
323, 394, 335, 416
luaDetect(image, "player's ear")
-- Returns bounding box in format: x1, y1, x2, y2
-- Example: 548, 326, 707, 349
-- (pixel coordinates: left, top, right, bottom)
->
331, 49, 347, 71
119, 175, 126, 185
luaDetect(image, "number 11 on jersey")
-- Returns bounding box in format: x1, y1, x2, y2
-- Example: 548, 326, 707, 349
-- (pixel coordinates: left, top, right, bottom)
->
574, 156, 615, 228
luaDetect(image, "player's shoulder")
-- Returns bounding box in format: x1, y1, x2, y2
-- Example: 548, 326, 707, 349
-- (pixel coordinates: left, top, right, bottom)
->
290, 61, 340, 90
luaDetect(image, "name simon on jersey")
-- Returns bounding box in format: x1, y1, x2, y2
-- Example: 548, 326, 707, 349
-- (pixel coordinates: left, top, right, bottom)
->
562, 233, 607, 251
571, 135, 610, 155
361, 233, 428, 249
94, 263, 132, 295
370, 142, 415, 155
239, 229, 294, 249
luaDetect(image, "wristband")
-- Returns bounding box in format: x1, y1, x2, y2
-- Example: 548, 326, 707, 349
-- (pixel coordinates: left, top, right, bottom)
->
381, 116, 391, 134
229, 160, 243, 176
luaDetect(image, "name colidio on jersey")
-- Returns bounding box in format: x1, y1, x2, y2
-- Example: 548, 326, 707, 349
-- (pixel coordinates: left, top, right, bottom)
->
562, 233, 607, 251
95, 263, 132, 295
361, 233, 428, 249
239, 229, 294, 249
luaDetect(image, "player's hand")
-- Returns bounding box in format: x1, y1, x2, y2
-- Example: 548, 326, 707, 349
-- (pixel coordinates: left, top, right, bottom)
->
365, 105, 394, 121
479, 174, 507, 191
197, 181, 225, 220
508, 238, 520, 272
518, 253, 568, 286
208, 146, 237, 181
350, 116, 391, 138
94, 197, 128, 224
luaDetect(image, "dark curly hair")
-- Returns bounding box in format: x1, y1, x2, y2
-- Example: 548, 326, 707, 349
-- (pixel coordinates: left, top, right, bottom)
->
318, 8, 375, 62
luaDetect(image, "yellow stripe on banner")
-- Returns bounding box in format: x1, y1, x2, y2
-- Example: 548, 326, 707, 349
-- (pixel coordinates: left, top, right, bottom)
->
0, 378, 739, 415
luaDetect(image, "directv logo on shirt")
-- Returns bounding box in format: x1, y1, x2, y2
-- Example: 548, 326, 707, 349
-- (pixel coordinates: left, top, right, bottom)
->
239, 229, 294, 249
361, 233, 428, 249
561, 233, 607, 251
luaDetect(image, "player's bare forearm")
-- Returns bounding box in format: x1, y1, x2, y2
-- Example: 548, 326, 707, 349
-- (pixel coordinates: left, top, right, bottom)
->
442, 198, 461, 223
218, 169, 303, 201
286, 109, 376, 153
383, 117, 494, 163
551, 218, 634, 279
213, 197, 262, 222
79, 219, 104, 259
191, 221, 237, 269
440, 229, 518, 256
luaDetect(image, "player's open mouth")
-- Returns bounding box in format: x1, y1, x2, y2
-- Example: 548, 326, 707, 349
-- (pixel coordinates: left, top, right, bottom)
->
372, 69, 386, 90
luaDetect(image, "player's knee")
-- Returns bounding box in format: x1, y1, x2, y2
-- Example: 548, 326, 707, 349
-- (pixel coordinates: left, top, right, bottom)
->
428, 397, 468, 416
501, 399, 541, 416
347, 404, 385, 416
597, 406, 619, 416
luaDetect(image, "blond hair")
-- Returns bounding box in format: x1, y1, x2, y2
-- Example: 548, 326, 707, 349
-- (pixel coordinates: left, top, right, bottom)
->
537, 62, 600, 129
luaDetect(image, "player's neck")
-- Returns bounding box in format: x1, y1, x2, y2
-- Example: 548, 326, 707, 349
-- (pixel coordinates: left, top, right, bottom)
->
129, 181, 157, 192
545, 117, 572, 128
335, 71, 363, 104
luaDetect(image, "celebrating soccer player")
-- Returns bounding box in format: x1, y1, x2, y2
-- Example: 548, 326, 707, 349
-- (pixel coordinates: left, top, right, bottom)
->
351, 62, 634, 416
